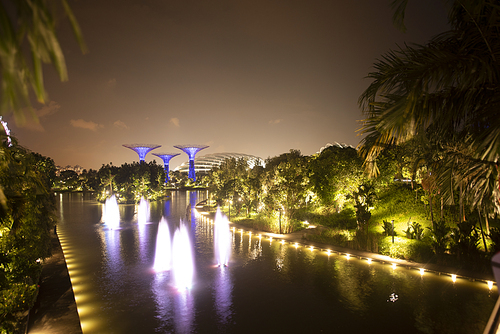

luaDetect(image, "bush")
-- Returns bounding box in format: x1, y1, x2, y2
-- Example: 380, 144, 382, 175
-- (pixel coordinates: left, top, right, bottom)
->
0, 283, 38, 333
379, 236, 433, 262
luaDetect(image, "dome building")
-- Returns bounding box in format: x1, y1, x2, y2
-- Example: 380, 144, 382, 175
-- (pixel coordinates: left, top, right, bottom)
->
173, 152, 265, 174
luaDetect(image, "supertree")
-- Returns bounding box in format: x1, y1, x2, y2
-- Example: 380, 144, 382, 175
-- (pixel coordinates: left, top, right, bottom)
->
174, 144, 209, 181
123, 144, 161, 162
152, 152, 180, 182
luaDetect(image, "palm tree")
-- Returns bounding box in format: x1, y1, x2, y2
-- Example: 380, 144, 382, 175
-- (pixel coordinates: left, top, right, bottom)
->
358, 0, 500, 215
0, 0, 86, 123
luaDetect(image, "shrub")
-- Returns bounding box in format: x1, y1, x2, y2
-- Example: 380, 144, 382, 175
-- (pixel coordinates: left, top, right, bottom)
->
379, 236, 433, 262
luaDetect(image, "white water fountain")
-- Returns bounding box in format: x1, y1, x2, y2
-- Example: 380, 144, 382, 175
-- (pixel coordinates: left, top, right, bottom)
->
102, 195, 120, 229
137, 197, 150, 225
172, 222, 195, 290
214, 207, 231, 267
153, 217, 172, 272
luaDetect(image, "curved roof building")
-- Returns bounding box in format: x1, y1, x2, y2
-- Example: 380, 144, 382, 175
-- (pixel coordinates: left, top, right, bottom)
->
174, 152, 265, 174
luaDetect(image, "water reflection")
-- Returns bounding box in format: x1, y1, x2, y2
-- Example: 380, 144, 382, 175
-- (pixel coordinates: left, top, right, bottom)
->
213, 266, 233, 331
173, 290, 194, 334
56, 192, 498, 334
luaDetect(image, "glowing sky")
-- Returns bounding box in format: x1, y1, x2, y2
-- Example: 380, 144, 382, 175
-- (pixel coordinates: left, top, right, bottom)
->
6, 0, 448, 170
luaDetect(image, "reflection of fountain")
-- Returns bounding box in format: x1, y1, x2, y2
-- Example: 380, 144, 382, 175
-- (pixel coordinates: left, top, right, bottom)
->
138, 197, 150, 225
213, 266, 233, 328
214, 207, 231, 267
153, 217, 172, 272
172, 222, 194, 290
102, 195, 120, 229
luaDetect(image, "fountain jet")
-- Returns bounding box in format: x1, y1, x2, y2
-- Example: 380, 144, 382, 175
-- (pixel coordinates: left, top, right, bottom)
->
153, 217, 172, 272
172, 222, 194, 290
137, 197, 149, 225
102, 195, 120, 229
214, 207, 231, 267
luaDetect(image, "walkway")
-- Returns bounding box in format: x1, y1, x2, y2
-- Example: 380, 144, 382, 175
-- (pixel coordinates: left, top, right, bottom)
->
27, 229, 82, 334
196, 205, 495, 283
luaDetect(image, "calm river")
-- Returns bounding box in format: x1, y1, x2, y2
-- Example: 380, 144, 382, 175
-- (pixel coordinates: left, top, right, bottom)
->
57, 191, 497, 333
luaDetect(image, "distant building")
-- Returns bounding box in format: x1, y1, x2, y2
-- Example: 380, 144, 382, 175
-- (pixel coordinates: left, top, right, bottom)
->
56, 165, 84, 176
317, 142, 354, 154
174, 152, 265, 174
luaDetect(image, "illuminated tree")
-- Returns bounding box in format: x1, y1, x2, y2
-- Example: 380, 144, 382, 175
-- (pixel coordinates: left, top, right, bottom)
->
309, 144, 365, 211
358, 0, 500, 216
262, 150, 310, 232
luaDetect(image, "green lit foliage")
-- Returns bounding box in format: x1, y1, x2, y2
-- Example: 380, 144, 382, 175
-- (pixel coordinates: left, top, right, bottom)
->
95, 162, 165, 203
379, 236, 433, 263
351, 183, 376, 231
0, 139, 55, 332
309, 145, 365, 211
262, 150, 311, 233
427, 220, 450, 256
359, 0, 500, 218
382, 220, 396, 237
405, 222, 424, 240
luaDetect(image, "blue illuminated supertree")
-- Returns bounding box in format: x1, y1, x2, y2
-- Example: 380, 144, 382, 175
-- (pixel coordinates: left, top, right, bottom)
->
152, 152, 180, 182
123, 144, 161, 162
174, 144, 209, 181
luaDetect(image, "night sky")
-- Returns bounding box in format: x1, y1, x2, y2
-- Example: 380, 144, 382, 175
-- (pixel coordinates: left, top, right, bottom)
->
6, 0, 449, 170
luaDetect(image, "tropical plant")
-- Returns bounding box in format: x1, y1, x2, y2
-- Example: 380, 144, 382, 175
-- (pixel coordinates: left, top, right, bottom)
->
427, 220, 450, 256
0, 0, 86, 121
358, 0, 500, 217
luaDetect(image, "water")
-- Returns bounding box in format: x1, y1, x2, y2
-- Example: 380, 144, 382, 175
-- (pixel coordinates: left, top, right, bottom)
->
57, 192, 497, 334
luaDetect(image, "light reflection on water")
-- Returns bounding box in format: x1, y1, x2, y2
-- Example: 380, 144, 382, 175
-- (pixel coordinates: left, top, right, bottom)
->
57, 192, 498, 334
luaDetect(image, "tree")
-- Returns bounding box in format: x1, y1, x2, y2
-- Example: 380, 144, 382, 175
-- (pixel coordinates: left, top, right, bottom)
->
358, 0, 500, 216
0, 0, 86, 122
262, 150, 310, 232
309, 144, 365, 211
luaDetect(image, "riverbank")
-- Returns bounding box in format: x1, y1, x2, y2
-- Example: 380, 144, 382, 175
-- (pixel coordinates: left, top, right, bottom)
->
194, 204, 496, 283
27, 229, 82, 334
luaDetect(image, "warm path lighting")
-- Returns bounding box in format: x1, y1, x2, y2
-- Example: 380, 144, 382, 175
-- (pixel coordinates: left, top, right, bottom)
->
367, 258, 372, 264
326, 249, 331, 255
451, 274, 457, 283
392, 263, 397, 270
346, 254, 350, 259
488, 281, 494, 290
420, 268, 425, 275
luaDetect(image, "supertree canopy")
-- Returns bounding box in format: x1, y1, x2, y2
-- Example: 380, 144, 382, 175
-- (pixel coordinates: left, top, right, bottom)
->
174, 144, 209, 181
152, 152, 180, 182
123, 144, 161, 162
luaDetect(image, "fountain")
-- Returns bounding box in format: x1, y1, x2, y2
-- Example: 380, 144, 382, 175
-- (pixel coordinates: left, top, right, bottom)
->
214, 207, 231, 267
137, 197, 149, 225
102, 195, 120, 229
153, 217, 172, 272
172, 222, 195, 290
